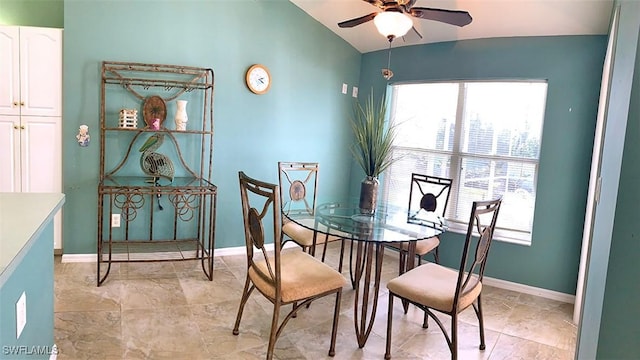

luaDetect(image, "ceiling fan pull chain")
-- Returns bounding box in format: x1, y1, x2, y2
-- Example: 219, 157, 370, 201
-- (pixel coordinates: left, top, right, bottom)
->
382, 38, 394, 80
387, 39, 392, 69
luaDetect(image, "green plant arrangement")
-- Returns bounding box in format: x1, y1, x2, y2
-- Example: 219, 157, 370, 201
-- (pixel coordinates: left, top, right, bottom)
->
350, 90, 398, 214
350, 90, 398, 177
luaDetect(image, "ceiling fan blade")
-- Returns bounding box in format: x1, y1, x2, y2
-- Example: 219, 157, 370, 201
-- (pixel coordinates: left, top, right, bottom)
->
363, 0, 385, 8
338, 12, 377, 28
403, 0, 418, 9
409, 7, 472, 27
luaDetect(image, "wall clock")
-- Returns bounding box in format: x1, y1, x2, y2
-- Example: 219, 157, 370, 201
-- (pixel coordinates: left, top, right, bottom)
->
245, 64, 271, 95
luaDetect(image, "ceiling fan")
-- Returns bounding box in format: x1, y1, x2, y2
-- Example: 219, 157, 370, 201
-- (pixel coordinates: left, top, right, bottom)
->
338, 0, 472, 40
338, 1, 471, 80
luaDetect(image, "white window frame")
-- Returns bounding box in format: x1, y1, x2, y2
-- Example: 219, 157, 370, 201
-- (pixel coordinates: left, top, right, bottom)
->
383, 80, 548, 245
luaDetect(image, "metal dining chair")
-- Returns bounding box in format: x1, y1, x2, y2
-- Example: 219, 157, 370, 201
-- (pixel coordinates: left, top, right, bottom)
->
277, 162, 346, 271
385, 197, 502, 360
233, 171, 347, 360
388, 173, 452, 275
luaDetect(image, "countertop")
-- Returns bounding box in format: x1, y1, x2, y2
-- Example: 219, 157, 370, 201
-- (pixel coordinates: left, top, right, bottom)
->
0, 193, 65, 282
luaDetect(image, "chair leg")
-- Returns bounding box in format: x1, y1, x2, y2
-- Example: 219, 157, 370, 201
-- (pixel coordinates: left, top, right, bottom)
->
434, 247, 440, 264
338, 238, 346, 273
321, 233, 329, 262
233, 277, 253, 335
328, 290, 342, 357
385, 293, 394, 360
310, 232, 318, 257
398, 251, 406, 276
451, 313, 458, 360
475, 295, 486, 350
266, 300, 282, 360
422, 310, 429, 328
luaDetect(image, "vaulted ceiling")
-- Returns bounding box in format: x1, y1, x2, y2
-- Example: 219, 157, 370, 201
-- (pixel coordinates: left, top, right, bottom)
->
290, 0, 615, 53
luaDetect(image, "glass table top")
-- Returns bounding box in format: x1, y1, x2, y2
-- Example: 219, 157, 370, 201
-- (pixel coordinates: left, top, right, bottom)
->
283, 201, 446, 243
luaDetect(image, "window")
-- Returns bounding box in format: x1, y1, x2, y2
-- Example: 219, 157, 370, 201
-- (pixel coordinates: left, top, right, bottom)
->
383, 81, 547, 244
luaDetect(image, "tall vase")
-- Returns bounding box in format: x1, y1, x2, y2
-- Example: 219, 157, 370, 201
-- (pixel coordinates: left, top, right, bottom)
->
174, 100, 188, 131
359, 176, 379, 215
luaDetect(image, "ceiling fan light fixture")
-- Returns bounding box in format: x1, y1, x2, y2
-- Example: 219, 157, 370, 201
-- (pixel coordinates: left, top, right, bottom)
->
373, 11, 413, 39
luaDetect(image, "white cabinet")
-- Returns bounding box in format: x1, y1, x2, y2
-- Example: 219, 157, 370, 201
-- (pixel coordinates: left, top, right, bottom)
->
0, 115, 61, 192
0, 26, 62, 250
0, 116, 20, 192
0, 26, 62, 117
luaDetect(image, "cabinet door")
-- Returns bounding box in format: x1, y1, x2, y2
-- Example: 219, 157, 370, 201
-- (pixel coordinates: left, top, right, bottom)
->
0, 26, 20, 116
20, 116, 63, 250
20, 116, 61, 193
19, 27, 62, 117
0, 115, 21, 192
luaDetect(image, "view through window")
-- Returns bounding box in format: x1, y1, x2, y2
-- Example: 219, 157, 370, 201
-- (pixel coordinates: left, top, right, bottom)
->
383, 81, 548, 244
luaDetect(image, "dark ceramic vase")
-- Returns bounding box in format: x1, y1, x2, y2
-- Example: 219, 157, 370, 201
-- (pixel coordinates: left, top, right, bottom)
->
359, 176, 379, 215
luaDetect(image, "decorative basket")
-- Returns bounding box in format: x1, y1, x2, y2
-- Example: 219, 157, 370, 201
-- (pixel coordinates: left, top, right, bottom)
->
119, 109, 138, 128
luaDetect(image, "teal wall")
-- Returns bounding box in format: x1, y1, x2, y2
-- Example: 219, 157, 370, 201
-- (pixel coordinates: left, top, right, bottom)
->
0, 0, 63, 27
0, 222, 55, 359
596, 5, 640, 358
62, 1, 361, 253
358, 36, 607, 294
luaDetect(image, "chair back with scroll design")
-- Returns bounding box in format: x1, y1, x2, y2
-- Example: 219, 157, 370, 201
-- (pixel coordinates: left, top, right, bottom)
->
385, 197, 502, 360
234, 171, 345, 360
277, 162, 345, 268
391, 173, 452, 268
237, 171, 283, 289
407, 173, 452, 224
278, 162, 319, 217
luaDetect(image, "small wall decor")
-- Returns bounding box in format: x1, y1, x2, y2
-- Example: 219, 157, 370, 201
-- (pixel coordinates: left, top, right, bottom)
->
143, 95, 166, 129
76, 125, 90, 147
174, 100, 188, 131
119, 109, 138, 128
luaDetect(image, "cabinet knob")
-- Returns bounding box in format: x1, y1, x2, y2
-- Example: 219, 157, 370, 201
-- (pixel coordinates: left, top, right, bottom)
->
20, 125, 25, 130
13, 102, 18, 107
20, 102, 25, 106
13, 125, 19, 130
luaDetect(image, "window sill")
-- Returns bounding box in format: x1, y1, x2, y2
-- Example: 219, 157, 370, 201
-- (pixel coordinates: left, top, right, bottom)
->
444, 222, 532, 246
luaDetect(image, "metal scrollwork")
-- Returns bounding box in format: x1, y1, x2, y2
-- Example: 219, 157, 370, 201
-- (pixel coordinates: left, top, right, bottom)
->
114, 188, 145, 221
168, 191, 199, 221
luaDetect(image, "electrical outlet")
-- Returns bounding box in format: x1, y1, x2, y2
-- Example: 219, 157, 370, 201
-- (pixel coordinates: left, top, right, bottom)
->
111, 214, 121, 227
16, 292, 26, 339
352, 86, 358, 98
342, 83, 348, 94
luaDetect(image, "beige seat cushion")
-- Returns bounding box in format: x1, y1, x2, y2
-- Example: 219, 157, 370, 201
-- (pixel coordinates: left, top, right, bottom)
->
386, 262, 481, 313
387, 236, 440, 256
282, 221, 343, 247
249, 250, 348, 303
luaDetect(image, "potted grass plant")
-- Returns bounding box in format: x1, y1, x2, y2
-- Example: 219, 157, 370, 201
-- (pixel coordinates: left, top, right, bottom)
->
350, 90, 398, 214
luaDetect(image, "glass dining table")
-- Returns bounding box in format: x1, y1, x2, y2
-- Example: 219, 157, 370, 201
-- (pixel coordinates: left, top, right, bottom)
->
282, 200, 446, 348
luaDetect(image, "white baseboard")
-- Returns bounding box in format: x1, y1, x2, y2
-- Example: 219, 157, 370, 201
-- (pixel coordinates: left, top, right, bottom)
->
61, 244, 574, 304
60, 243, 296, 263
482, 276, 575, 304
61, 253, 96, 262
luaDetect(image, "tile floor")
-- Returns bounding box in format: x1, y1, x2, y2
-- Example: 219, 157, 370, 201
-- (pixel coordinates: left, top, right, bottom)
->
53, 242, 577, 359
